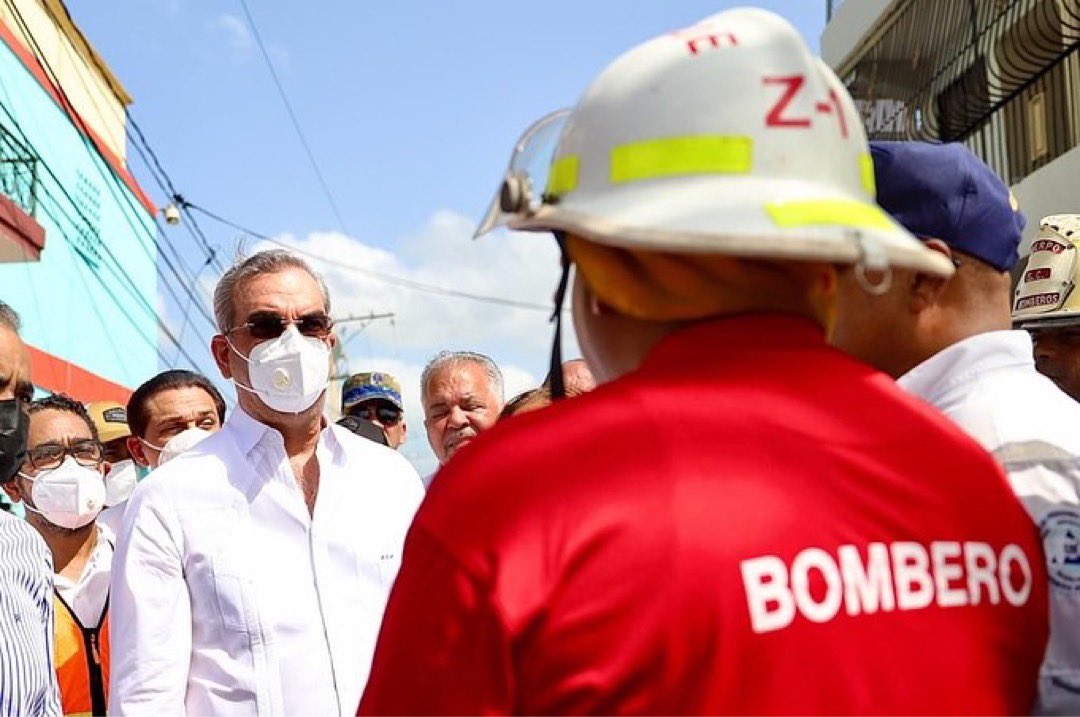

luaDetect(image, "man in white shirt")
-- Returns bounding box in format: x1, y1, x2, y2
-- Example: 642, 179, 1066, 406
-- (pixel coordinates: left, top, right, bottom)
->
831, 141, 1080, 714
109, 250, 424, 716
2, 394, 112, 716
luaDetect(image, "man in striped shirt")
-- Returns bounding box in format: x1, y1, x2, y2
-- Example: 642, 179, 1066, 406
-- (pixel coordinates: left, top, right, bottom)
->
0, 301, 60, 717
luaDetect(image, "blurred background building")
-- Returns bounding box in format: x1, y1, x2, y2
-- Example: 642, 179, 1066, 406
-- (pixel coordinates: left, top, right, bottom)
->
824, 0, 1080, 255
0, 0, 159, 403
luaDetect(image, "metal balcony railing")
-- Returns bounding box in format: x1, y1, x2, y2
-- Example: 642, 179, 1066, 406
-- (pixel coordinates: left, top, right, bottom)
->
841, 0, 1080, 185
0, 123, 37, 217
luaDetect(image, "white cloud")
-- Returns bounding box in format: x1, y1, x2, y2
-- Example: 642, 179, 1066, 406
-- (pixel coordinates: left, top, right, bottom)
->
257, 209, 579, 361
257, 209, 576, 474
211, 14, 254, 58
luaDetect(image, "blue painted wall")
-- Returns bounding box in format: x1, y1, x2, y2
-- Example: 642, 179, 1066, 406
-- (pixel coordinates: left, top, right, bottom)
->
0, 31, 158, 395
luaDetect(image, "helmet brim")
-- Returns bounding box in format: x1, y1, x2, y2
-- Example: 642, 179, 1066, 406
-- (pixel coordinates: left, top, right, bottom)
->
511, 175, 955, 278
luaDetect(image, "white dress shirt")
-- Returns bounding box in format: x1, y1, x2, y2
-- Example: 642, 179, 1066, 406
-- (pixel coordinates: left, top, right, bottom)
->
109, 406, 424, 717
96, 504, 124, 538
900, 330, 1080, 715
54, 523, 112, 627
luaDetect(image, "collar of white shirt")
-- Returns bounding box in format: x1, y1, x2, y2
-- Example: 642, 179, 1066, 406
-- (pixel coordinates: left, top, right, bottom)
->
226, 405, 348, 485
53, 523, 113, 627
897, 329, 1034, 405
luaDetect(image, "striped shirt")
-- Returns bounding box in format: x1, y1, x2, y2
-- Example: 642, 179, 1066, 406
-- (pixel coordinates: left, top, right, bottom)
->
0, 512, 60, 717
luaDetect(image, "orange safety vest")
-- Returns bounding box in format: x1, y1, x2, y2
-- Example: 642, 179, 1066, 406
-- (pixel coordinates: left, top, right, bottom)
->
53, 590, 109, 717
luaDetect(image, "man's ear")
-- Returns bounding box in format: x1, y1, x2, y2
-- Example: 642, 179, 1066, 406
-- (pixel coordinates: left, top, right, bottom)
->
127, 435, 150, 468
210, 335, 232, 379
1, 478, 20, 503
909, 239, 953, 311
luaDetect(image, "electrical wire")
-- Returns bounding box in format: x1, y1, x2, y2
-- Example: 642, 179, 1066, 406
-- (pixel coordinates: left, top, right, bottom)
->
183, 201, 558, 313
0, 91, 217, 375
236, 0, 351, 234
1, 0, 220, 333
35, 0, 225, 277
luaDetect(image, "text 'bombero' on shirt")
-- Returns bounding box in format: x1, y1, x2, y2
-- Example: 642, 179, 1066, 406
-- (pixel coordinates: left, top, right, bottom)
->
360, 315, 1048, 716
109, 405, 424, 717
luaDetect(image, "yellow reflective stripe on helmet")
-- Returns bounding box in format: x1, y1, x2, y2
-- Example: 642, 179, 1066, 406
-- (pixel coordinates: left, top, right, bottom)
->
546, 155, 580, 197
860, 153, 875, 195
765, 199, 894, 230
610, 135, 752, 184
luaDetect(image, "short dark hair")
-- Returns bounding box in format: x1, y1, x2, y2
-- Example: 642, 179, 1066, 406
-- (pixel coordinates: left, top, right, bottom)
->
127, 370, 227, 438
27, 393, 98, 441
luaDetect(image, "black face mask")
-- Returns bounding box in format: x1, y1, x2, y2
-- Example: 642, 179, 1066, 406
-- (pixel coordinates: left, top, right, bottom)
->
0, 399, 28, 483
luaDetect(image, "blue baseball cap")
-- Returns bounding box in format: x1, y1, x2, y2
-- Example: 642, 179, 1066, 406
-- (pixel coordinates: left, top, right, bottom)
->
870, 141, 1025, 271
342, 371, 403, 411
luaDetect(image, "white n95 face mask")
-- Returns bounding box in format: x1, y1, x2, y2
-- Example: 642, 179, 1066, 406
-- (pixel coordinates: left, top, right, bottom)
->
20, 456, 106, 530
230, 325, 331, 414
158, 427, 212, 465
103, 459, 138, 507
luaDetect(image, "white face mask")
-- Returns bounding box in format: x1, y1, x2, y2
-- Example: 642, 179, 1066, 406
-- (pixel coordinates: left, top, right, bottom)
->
229, 325, 331, 414
103, 459, 138, 507
20, 456, 105, 530
154, 427, 213, 466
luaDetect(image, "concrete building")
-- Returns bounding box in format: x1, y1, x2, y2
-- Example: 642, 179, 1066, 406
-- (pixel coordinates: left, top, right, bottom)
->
823, 0, 1080, 252
0, 0, 157, 402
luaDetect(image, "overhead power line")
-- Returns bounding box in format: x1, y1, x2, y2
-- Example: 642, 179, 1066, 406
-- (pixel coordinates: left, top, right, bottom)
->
237, 0, 351, 234
43, 0, 226, 276
182, 201, 557, 313
0, 22, 217, 375
3, 0, 221, 334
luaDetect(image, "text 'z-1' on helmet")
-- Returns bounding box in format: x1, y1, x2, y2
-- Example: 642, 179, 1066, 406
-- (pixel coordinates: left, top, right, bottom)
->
476, 7, 954, 281
1013, 214, 1080, 329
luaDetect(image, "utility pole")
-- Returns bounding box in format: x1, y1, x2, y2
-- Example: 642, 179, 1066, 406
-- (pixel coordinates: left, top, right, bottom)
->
327, 312, 396, 419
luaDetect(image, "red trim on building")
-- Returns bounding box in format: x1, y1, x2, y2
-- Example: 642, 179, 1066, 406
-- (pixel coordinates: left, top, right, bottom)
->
0, 192, 44, 261
27, 345, 132, 403
0, 19, 157, 217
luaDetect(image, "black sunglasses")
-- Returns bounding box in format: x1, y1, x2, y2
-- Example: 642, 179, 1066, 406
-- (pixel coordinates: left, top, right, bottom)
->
350, 404, 403, 426
231, 311, 334, 341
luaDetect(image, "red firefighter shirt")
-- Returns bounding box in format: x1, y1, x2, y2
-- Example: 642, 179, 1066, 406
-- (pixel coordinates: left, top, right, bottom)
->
359, 315, 1048, 715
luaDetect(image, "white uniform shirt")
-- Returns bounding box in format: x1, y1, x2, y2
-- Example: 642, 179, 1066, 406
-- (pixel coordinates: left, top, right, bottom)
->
53, 523, 112, 627
108, 407, 424, 717
900, 330, 1080, 714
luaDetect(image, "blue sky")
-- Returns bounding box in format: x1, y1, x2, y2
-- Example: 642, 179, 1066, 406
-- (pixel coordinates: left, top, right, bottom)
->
68, 1, 826, 472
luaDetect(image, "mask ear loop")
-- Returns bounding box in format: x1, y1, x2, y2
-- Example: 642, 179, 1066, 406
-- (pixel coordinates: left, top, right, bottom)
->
549, 232, 571, 401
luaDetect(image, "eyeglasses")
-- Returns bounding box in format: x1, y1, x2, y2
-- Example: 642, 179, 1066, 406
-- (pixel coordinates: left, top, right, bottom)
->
24, 440, 102, 471
230, 311, 334, 340
349, 404, 403, 426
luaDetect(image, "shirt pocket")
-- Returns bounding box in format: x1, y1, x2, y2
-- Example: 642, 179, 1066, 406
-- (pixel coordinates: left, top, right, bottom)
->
211, 552, 251, 633
347, 546, 400, 612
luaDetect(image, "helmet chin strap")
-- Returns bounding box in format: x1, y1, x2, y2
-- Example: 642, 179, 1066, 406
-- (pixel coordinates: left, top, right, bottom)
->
549, 232, 571, 401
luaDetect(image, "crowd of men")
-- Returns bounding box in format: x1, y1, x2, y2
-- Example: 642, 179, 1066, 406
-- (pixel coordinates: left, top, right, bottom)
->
4, 6, 1080, 716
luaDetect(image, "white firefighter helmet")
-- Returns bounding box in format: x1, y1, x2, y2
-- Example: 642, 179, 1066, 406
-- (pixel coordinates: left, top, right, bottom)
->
1013, 214, 1080, 328
477, 7, 953, 279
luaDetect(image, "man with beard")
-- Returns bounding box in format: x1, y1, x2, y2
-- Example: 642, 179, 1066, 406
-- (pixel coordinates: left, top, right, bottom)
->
2, 393, 108, 716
